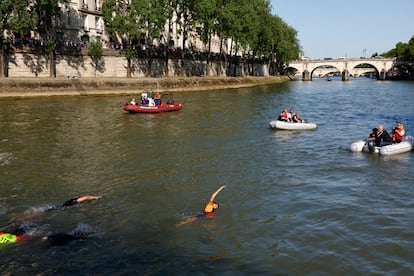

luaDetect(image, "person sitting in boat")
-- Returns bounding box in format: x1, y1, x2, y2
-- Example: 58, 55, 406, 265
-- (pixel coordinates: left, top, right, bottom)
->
375, 125, 393, 146
154, 92, 161, 106
130, 98, 136, 105
366, 127, 378, 152
290, 109, 302, 123
391, 122, 405, 143
176, 185, 226, 227
140, 95, 149, 106
368, 128, 378, 141
277, 109, 290, 122
147, 97, 155, 106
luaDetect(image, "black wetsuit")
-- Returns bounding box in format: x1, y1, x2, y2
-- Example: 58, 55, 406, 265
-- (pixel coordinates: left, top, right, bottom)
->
45, 233, 78, 246
62, 197, 81, 207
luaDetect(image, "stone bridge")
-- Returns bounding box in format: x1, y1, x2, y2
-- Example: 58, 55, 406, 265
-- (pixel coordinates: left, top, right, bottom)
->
287, 58, 396, 81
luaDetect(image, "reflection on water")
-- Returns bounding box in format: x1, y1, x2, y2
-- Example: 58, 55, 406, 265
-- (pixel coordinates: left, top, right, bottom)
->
1, 78, 414, 274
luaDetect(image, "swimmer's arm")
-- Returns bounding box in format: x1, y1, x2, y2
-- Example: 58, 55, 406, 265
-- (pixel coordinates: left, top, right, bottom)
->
76, 195, 101, 204
209, 185, 226, 202
176, 217, 197, 227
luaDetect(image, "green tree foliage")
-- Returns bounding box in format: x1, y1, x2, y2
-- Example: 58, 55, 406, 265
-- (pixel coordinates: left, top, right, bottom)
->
33, 0, 63, 77
383, 36, 414, 61
0, 0, 34, 77
3, 0, 302, 77
88, 40, 104, 76
102, 0, 168, 77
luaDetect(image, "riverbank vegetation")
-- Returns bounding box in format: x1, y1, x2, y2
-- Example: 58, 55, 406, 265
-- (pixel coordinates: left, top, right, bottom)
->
381, 35, 414, 79
0, 0, 301, 78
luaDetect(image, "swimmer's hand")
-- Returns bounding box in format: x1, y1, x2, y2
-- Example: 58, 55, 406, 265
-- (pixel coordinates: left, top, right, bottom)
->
210, 185, 226, 202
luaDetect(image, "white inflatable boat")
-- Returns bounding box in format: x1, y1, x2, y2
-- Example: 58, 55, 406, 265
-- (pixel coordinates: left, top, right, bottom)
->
269, 120, 317, 130
349, 136, 414, 156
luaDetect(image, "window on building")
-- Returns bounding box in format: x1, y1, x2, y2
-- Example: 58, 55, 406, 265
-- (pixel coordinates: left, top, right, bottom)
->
96, 17, 102, 33
67, 11, 71, 26
81, 14, 89, 31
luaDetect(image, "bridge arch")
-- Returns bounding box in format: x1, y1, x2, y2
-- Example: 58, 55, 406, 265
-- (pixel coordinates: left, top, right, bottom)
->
287, 58, 395, 81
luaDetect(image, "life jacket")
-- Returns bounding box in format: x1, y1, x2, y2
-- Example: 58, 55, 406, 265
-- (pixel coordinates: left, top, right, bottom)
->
279, 112, 288, 121
392, 127, 404, 142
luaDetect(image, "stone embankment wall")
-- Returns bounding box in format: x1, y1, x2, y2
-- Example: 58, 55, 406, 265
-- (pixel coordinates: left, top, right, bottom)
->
0, 76, 289, 97
7, 51, 270, 78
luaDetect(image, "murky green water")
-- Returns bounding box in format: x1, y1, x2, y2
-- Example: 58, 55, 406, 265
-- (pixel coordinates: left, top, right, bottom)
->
1, 78, 414, 274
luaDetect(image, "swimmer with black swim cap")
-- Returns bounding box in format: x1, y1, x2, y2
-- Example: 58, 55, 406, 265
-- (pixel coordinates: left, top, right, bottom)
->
61, 195, 101, 207
42, 233, 79, 246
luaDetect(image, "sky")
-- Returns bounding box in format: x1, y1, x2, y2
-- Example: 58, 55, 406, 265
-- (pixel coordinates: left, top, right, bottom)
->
270, 0, 414, 59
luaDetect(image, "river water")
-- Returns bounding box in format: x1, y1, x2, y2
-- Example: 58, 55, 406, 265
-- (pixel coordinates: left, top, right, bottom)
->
1, 77, 413, 274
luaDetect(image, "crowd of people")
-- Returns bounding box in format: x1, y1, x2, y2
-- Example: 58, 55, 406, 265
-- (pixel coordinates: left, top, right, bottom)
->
366, 122, 406, 150
277, 108, 303, 123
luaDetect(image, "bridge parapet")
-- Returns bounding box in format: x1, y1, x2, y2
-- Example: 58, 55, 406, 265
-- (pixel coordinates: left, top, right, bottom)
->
287, 58, 396, 80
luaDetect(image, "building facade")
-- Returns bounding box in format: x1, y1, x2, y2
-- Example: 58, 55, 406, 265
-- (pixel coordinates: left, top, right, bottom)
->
59, 0, 228, 54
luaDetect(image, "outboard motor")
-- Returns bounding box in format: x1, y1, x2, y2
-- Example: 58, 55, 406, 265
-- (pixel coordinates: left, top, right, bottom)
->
367, 140, 376, 153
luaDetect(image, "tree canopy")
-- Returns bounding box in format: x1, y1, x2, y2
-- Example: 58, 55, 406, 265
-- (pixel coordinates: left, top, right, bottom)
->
100, 0, 301, 74
2, 0, 302, 76
382, 35, 414, 61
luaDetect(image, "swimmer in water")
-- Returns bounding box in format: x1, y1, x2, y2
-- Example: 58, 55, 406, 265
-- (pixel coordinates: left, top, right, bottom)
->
42, 223, 103, 246
6, 195, 102, 228
42, 233, 79, 246
176, 185, 226, 227
0, 230, 29, 244
61, 195, 101, 207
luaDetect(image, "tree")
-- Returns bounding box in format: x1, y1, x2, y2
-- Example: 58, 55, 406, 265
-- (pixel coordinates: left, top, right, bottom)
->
268, 15, 301, 74
102, 0, 168, 77
34, 0, 63, 78
383, 36, 414, 62
102, 0, 138, 78
193, 0, 220, 76
0, 0, 34, 77
144, 0, 174, 76
174, 0, 197, 76
88, 40, 104, 77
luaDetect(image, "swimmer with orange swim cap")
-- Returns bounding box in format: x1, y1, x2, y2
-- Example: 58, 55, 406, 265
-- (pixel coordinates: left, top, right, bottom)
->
176, 185, 226, 227
203, 185, 226, 214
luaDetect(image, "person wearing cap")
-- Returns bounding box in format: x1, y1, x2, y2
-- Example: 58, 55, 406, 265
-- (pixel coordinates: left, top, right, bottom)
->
366, 127, 378, 152
202, 185, 225, 214
61, 195, 101, 207
368, 128, 378, 141
391, 122, 405, 143
176, 185, 226, 227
